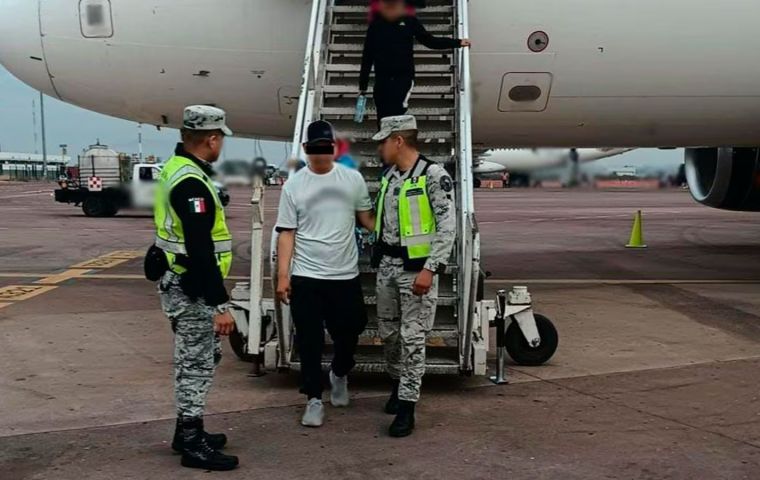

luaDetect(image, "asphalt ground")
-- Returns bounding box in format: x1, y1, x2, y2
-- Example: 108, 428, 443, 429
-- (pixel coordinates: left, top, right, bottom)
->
1, 182, 759, 479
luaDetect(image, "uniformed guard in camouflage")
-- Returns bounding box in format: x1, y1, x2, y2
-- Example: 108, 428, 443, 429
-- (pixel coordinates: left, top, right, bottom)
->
373, 115, 457, 407
160, 271, 222, 419
154, 105, 239, 470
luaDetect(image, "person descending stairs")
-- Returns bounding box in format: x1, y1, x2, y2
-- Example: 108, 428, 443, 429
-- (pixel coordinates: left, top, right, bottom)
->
282, 0, 483, 378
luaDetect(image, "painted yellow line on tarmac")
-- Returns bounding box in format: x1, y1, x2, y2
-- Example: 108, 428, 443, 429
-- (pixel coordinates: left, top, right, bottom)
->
0, 251, 144, 307
70, 250, 142, 269
0, 273, 47, 279
80, 274, 251, 281
102, 250, 142, 260
0, 285, 58, 302
35, 269, 94, 285
485, 279, 760, 285
70, 257, 130, 269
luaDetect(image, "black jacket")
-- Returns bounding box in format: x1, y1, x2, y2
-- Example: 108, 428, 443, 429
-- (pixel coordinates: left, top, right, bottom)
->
359, 15, 461, 92
169, 144, 229, 306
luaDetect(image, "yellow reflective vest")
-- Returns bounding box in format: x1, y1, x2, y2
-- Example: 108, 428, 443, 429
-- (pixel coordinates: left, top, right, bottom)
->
154, 154, 232, 278
375, 158, 437, 260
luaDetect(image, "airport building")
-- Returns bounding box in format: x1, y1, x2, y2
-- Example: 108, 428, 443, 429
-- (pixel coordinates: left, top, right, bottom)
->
0, 152, 71, 180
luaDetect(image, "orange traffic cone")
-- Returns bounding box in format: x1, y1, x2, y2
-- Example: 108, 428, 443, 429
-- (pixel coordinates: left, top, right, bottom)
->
626, 210, 647, 248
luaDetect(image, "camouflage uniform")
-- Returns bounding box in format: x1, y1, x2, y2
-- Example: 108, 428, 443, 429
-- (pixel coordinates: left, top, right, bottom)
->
159, 271, 222, 418
376, 160, 456, 402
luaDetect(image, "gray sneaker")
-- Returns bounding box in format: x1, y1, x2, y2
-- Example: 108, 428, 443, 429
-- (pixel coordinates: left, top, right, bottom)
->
329, 370, 350, 407
301, 398, 325, 427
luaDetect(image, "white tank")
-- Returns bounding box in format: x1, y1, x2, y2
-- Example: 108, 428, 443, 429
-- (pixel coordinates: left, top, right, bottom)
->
79, 144, 122, 187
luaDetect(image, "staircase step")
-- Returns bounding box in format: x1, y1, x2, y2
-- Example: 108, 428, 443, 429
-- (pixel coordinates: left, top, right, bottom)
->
326, 64, 453, 74
329, 43, 454, 53
322, 106, 454, 117
323, 84, 454, 95
331, 23, 452, 33
331, 5, 454, 14
363, 294, 457, 307
289, 349, 461, 375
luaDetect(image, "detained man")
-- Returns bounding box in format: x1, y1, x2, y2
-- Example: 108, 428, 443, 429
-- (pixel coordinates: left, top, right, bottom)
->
275, 120, 373, 427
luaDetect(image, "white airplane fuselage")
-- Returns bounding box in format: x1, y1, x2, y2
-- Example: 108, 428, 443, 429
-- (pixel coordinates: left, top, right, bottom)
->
474, 148, 633, 174
1, 0, 759, 148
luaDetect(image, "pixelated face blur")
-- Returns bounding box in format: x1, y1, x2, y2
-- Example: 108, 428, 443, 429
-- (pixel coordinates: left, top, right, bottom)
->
379, 0, 406, 21
304, 141, 336, 164
378, 134, 403, 165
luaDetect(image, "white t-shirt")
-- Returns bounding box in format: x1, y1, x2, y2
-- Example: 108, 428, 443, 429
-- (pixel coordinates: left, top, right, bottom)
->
276, 164, 372, 280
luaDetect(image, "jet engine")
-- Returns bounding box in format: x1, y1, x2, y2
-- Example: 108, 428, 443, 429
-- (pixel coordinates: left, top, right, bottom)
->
684, 147, 760, 211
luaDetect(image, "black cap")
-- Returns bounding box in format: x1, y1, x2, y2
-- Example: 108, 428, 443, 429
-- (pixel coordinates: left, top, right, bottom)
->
305, 120, 336, 145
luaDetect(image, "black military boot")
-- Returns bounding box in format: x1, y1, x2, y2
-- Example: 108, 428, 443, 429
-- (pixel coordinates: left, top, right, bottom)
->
388, 400, 416, 437
180, 417, 239, 471
172, 417, 228, 453
384, 380, 401, 415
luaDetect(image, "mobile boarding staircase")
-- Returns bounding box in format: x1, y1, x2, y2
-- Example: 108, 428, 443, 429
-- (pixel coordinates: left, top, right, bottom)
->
230, 0, 558, 381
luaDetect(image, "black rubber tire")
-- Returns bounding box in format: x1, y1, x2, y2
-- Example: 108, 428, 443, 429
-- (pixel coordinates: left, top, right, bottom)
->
103, 203, 119, 217
229, 326, 255, 363
473, 178, 482, 188
505, 314, 558, 366
82, 196, 108, 217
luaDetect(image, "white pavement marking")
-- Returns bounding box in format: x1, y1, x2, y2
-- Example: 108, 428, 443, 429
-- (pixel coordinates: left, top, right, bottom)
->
0, 190, 52, 200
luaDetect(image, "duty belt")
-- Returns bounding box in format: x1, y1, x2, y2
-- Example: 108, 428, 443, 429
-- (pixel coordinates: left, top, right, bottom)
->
376, 242, 405, 258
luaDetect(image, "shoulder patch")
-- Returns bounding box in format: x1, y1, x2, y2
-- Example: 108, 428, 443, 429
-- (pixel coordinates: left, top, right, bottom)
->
188, 197, 207, 214
440, 175, 454, 193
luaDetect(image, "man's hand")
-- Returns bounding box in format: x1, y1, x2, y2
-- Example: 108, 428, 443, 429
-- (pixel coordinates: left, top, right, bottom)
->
460, 39, 472, 47
276, 275, 291, 305
412, 269, 435, 297
213, 311, 235, 336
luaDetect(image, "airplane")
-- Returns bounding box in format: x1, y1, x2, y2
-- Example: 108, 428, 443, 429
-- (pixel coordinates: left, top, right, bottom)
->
0, 0, 759, 211
473, 148, 634, 186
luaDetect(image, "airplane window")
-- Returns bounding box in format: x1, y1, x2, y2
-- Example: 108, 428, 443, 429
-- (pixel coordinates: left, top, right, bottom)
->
508, 86, 542, 102
86, 5, 104, 26
80, 0, 113, 38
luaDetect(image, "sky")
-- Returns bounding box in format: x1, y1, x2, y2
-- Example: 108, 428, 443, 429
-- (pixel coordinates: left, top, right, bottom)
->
0, 66, 683, 172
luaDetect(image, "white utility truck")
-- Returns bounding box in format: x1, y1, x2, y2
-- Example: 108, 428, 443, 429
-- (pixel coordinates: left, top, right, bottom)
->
228, 0, 558, 382
55, 144, 229, 217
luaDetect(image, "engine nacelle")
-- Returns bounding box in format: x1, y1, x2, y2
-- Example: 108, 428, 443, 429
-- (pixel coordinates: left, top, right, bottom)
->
685, 147, 760, 211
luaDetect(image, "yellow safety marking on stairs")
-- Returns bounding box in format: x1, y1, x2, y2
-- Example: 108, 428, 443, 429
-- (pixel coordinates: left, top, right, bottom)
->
0, 285, 57, 302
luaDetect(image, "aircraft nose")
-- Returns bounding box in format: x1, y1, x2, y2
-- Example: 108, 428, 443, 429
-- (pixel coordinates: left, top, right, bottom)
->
0, 0, 57, 95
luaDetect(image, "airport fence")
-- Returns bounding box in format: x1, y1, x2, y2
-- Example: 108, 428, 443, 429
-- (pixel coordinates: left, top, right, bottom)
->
0, 164, 60, 181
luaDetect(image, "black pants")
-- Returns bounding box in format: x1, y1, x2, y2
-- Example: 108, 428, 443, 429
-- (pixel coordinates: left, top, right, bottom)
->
373, 75, 414, 128
290, 275, 368, 399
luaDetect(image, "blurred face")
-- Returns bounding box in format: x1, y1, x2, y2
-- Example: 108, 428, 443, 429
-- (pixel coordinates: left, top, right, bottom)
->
303, 141, 336, 165
379, 0, 406, 21
378, 134, 403, 165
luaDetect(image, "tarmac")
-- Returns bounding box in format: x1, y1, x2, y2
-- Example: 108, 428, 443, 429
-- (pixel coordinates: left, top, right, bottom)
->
1, 182, 759, 479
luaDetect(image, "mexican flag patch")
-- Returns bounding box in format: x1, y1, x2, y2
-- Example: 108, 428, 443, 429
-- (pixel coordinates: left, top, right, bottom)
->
189, 197, 207, 213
